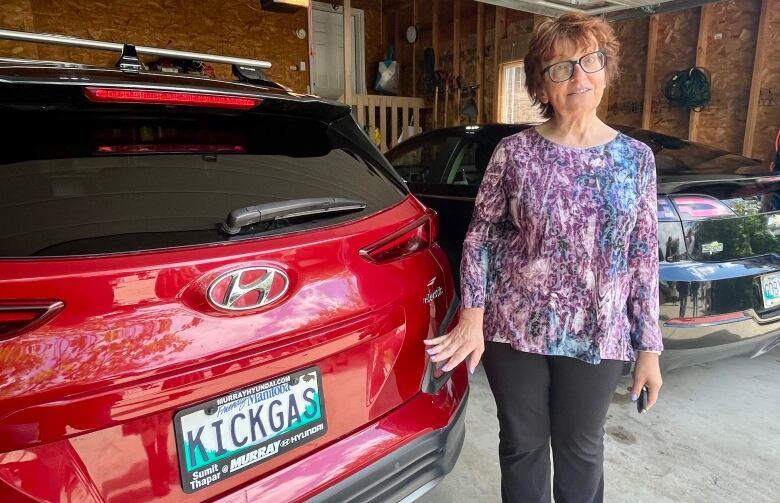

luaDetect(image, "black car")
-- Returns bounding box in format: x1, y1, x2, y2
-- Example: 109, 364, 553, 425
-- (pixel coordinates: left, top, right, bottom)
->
386, 124, 780, 371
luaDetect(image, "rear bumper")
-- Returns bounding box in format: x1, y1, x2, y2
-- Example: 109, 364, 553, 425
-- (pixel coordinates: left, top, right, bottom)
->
659, 258, 780, 371
308, 388, 468, 503
661, 310, 780, 371
213, 368, 469, 503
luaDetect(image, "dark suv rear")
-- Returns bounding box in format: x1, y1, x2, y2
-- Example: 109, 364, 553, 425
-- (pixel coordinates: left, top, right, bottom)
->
0, 40, 466, 502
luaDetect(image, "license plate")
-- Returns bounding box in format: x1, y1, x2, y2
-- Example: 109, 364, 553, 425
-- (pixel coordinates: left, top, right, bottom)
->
174, 367, 327, 494
760, 272, 780, 309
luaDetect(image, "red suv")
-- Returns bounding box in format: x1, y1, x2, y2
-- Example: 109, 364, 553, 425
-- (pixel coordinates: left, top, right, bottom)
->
0, 31, 467, 503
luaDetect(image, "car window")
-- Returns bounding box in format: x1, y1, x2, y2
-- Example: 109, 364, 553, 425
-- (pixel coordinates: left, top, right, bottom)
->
0, 109, 404, 257
387, 136, 460, 184
444, 141, 498, 186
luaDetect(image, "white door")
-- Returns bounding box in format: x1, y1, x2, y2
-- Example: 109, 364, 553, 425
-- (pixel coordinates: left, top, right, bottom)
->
310, 5, 365, 100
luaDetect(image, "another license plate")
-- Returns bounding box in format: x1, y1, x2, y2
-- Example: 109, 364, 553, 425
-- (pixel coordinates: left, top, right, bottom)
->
174, 367, 327, 494
760, 272, 780, 309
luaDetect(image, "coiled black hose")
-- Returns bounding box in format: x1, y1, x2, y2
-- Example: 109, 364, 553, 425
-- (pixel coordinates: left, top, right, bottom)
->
664, 67, 711, 111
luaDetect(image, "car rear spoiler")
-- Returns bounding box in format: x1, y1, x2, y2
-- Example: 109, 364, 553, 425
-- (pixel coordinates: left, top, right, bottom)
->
0, 28, 272, 74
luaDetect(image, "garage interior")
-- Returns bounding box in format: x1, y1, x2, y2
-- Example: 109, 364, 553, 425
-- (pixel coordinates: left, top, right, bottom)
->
0, 3, 779, 502
0, 0, 777, 161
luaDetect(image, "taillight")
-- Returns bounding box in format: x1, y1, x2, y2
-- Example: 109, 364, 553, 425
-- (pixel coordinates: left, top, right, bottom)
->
84, 87, 262, 110
0, 301, 64, 341
657, 197, 681, 222
665, 311, 750, 327
360, 209, 438, 263
669, 195, 735, 220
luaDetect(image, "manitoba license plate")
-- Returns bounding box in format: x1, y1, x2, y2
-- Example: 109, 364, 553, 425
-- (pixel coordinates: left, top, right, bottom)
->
174, 367, 327, 493
760, 272, 780, 309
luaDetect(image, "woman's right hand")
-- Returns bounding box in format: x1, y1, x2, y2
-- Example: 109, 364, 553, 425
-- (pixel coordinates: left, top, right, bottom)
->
423, 307, 485, 374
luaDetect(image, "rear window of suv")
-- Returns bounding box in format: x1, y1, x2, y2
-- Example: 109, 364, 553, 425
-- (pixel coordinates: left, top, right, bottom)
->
0, 106, 404, 257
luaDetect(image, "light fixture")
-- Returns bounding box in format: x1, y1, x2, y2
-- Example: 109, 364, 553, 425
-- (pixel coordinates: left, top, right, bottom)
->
260, 0, 310, 12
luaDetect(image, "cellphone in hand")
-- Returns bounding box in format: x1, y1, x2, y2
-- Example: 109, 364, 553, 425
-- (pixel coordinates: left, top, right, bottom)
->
636, 386, 648, 414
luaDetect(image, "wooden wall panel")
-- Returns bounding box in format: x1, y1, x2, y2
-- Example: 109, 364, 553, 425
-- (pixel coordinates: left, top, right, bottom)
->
483, 6, 497, 123
381, 0, 775, 163
395, 4, 414, 97
694, 0, 762, 153
0, 0, 383, 95
748, 0, 780, 163
353, 0, 384, 94
0, 0, 37, 59
649, 9, 700, 137
607, 18, 649, 128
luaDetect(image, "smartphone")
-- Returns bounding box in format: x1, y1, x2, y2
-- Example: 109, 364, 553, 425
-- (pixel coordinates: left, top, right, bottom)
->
636, 386, 648, 414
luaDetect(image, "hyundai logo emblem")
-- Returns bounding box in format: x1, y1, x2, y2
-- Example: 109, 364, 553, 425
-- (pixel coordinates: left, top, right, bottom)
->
207, 266, 290, 311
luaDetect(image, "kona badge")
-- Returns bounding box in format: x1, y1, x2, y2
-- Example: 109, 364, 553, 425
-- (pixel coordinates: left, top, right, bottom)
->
208, 266, 289, 311
424, 286, 443, 305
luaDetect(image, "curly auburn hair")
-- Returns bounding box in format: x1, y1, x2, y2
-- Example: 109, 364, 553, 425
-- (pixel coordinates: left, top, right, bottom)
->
523, 13, 621, 119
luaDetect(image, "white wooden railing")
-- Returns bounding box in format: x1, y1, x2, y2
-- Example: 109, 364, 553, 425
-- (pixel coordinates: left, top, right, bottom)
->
346, 95, 426, 152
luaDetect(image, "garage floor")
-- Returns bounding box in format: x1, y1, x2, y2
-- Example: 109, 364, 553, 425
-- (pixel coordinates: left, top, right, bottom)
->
421, 346, 780, 503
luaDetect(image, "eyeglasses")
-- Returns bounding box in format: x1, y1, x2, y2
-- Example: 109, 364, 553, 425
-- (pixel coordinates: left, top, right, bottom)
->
542, 50, 607, 83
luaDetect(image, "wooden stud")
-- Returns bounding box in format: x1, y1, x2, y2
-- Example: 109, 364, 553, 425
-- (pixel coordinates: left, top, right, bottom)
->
493, 6, 506, 123
432, 0, 440, 68
642, 15, 659, 130
402, 105, 410, 142
477, 3, 484, 123
343, 0, 353, 104
496, 61, 505, 124
356, 94, 366, 127
434, 85, 439, 128
392, 102, 399, 148
394, 12, 401, 82
369, 98, 376, 131
689, 4, 712, 142
380, 96, 389, 152
743, 0, 770, 157
453, 0, 461, 126
432, 0, 440, 127
412, 0, 417, 98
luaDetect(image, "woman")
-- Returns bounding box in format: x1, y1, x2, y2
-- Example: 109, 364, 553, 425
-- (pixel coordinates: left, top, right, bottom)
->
424, 13, 664, 503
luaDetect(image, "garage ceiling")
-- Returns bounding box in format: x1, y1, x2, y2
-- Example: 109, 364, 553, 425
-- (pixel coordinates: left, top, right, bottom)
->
476, 0, 721, 21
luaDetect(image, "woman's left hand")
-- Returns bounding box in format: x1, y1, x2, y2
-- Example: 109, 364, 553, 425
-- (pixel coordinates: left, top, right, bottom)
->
631, 352, 663, 412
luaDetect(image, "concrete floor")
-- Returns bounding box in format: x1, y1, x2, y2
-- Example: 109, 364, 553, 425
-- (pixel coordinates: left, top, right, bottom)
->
420, 346, 780, 503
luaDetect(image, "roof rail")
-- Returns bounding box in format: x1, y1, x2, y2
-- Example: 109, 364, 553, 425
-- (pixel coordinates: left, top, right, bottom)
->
0, 29, 272, 70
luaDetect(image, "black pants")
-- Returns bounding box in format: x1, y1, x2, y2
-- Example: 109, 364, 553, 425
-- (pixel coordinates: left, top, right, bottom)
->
482, 341, 625, 503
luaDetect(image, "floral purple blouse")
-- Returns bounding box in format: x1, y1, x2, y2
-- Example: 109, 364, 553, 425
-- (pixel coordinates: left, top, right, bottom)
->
461, 128, 663, 364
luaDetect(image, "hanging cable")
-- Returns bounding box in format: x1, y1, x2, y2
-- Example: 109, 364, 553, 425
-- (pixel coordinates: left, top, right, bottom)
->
663, 67, 711, 111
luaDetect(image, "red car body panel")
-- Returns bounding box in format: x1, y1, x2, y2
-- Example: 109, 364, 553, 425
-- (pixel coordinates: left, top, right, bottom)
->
0, 194, 464, 501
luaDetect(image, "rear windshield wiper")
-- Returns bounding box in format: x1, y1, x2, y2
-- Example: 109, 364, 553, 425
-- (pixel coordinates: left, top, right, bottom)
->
221, 197, 367, 235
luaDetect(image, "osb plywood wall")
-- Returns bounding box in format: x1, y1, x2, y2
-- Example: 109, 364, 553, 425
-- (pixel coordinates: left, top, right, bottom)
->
607, 18, 648, 128
0, 0, 40, 59
650, 9, 700, 138
0, 0, 383, 94
380, 0, 777, 163
382, 0, 534, 127
694, 0, 762, 154
751, 0, 780, 163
